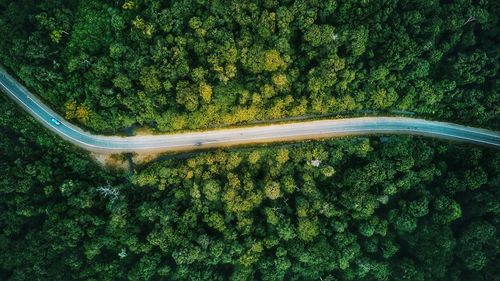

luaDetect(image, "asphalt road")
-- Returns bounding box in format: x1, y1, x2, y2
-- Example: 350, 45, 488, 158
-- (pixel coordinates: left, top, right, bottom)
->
1, 68, 499, 154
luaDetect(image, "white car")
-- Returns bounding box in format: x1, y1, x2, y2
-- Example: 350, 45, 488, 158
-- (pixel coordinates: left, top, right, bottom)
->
51, 117, 61, 126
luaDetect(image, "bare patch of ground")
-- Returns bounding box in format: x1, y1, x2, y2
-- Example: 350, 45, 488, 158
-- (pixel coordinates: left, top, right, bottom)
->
132, 152, 163, 165
91, 152, 130, 171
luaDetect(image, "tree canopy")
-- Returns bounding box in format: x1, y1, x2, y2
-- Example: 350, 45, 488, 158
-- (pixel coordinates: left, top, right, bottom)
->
0, 0, 498, 133
0, 1, 499, 280
1, 97, 499, 280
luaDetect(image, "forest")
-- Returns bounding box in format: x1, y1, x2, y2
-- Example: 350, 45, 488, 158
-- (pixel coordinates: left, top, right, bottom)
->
1, 0, 499, 280
1, 96, 499, 280
0, 0, 499, 133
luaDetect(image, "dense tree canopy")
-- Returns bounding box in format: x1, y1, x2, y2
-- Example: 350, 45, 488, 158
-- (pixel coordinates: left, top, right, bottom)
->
1, 0, 499, 280
1, 97, 499, 280
0, 0, 498, 133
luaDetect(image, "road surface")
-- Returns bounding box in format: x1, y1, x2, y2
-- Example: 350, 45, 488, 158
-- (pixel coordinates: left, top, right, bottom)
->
1, 68, 499, 154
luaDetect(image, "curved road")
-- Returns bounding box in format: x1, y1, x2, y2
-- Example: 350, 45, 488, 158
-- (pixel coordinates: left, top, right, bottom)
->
1, 68, 499, 153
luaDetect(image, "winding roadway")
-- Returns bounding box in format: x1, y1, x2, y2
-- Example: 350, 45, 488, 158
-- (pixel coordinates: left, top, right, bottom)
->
1, 68, 499, 153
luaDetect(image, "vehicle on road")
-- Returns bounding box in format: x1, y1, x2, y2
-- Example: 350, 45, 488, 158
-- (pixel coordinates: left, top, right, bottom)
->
51, 117, 61, 126
1, 68, 500, 153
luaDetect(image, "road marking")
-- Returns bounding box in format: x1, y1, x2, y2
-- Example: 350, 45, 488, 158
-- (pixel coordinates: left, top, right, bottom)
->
0, 79, 102, 148
1, 71, 500, 153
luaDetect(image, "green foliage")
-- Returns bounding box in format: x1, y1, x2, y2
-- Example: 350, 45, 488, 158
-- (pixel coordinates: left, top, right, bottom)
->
1, 0, 500, 280
1, 0, 498, 133
264, 181, 281, 200
1, 96, 499, 280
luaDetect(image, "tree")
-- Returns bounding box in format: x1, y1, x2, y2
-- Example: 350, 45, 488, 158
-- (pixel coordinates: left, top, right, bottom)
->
264, 49, 286, 72
199, 82, 213, 103
264, 181, 281, 200
297, 218, 318, 241
176, 81, 199, 111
